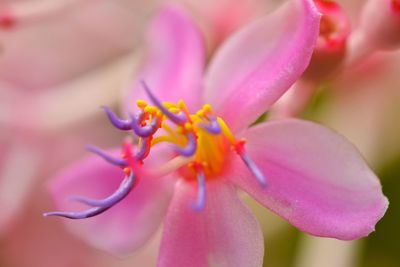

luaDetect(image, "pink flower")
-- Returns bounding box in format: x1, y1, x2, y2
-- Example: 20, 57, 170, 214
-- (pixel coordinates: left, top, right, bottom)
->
271, 0, 352, 118
0, 0, 152, 89
0, 0, 155, 235
271, 0, 400, 118
45, 1, 388, 266
347, 0, 400, 63
303, 0, 351, 81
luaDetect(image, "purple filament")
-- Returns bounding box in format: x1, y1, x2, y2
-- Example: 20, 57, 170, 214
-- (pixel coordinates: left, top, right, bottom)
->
102, 106, 132, 130
192, 170, 206, 212
43, 172, 136, 219
140, 80, 186, 125
240, 152, 267, 188
43, 206, 111, 219
173, 133, 197, 157
135, 137, 151, 161
86, 145, 128, 168
199, 116, 221, 134
68, 173, 136, 207
130, 113, 159, 137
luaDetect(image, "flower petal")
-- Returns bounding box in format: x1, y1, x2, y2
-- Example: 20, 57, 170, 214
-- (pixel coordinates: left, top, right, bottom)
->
0, 141, 41, 235
47, 150, 174, 255
0, 0, 148, 89
348, 0, 400, 63
180, 0, 271, 50
203, 0, 320, 132
158, 180, 264, 267
124, 5, 205, 114
228, 119, 388, 240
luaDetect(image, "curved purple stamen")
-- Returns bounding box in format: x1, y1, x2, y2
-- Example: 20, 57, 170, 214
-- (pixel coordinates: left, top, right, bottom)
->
86, 145, 127, 168
68, 172, 136, 208
102, 106, 131, 130
199, 116, 221, 134
140, 80, 186, 125
130, 113, 160, 138
173, 133, 197, 157
240, 152, 267, 188
192, 170, 206, 212
43, 172, 136, 219
43, 206, 111, 219
135, 137, 151, 161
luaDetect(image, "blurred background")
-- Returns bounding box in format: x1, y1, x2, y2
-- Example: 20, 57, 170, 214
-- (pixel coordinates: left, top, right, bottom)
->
0, 0, 399, 266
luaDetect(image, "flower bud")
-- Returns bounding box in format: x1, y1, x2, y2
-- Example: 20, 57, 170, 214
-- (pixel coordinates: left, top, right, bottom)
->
302, 0, 350, 81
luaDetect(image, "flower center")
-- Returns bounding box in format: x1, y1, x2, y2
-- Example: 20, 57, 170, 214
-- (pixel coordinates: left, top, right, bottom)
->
43, 81, 266, 218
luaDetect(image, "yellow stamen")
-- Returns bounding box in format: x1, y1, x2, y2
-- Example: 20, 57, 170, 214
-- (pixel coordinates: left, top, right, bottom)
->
217, 117, 237, 145
196, 110, 205, 117
136, 100, 147, 109
168, 107, 180, 114
144, 105, 157, 114
203, 104, 212, 113
134, 98, 237, 180
162, 102, 177, 108
162, 124, 177, 137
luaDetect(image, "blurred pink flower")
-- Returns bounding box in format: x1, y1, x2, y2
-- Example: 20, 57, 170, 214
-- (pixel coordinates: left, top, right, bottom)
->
281, 0, 400, 167
271, 0, 351, 118
347, 0, 400, 63
0, 0, 158, 89
272, 0, 400, 118
176, 0, 275, 53
45, 1, 387, 266
0, 0, 158, 235
316, 50, 400, 167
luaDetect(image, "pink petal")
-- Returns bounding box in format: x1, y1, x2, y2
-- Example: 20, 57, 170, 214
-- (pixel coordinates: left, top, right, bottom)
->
0, 141, 41, 235
228, 119, 388, 240
158, 180, 263, 267
203, 0, 320, 132
123, 5, 205, 114
179, 0, 270, 50
0, 0, 149, 90
47, 150, 174, 255
347, 0, 400, 64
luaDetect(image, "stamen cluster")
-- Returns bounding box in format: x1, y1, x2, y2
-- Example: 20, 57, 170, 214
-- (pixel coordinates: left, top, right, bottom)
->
44, 81, 266, 219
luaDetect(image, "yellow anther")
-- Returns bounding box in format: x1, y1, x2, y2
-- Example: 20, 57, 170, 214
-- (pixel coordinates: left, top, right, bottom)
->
184, 122, 193, 132
144, 105, 157, 114
196, 110, 205, 118
163, 102, 176, 108
178, 99, 187, 110
203, 104, 212, 113
190, 115, 202, 125
136, 100, 147, 109
169, 107, 181, 114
